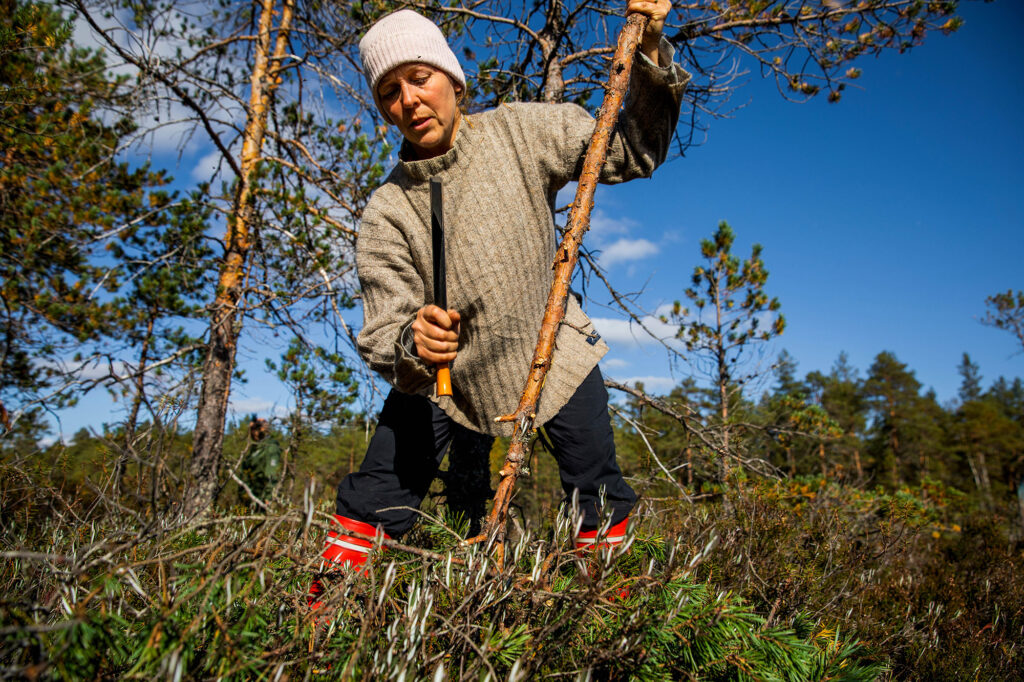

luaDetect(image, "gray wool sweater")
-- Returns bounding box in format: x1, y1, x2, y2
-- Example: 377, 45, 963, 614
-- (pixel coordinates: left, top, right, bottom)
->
356, 40, 689, 437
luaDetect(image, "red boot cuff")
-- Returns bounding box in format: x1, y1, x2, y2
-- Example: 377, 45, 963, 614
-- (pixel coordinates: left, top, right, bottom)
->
320, 514, 391, 568
575, 517, 629, 551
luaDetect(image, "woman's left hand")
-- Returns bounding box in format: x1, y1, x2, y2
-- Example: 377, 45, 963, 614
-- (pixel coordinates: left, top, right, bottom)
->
627, 0, 671, 65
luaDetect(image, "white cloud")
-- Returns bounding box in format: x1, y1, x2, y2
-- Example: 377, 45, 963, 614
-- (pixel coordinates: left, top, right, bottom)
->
653, 301, 679, 317
229, 397, 278, 417
661, 229, 684, 244
599, 238, 659, 268
134, 112, 210, 156
600, 358, 629, 369
589, 208, 639, 240
38, 357, 131, 382
73, 4, 246, 157
38, 435, 60, 449
592, 315, 679, 349
609, 375, 677, 395
77, 360, 130, 381
72, 10, 135, 78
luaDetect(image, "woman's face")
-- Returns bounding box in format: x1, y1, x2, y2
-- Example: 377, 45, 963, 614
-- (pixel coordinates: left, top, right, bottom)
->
377, 63, 461, 160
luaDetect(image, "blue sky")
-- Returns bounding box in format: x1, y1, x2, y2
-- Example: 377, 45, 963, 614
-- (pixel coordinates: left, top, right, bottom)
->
50, 1, 1022, 438
586, 0, 1023, 402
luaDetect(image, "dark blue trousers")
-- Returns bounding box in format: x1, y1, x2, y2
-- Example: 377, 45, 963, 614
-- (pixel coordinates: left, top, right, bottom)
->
335, 366, 636, 537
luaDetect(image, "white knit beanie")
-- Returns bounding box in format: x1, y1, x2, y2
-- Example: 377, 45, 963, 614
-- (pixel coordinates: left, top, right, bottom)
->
359, 10, 466, 101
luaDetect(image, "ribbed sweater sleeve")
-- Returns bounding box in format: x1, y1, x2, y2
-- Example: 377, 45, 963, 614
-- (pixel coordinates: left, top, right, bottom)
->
355, 218, 434, 395
525, 37, 689, 190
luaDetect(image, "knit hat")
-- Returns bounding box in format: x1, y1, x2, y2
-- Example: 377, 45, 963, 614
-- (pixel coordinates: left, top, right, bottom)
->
359, 10, 466, 103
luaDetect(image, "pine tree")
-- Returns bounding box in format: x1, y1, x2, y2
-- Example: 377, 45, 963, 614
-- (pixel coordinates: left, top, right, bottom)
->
861, 353, 947, 489
951, 361, 1024, 509
0, 0, 169, 425
987, 376, 1024, 424
60, 0, 976, 515
863, 351, 930, 488
980, 376, 1024, 525
266, 336, 359, 457
913, 388, 947, 485
760, 350, 807, 476
109, 195, 213, 416
663, 221, 784, 481
613, 377, 711, 491
74, 0, 391, 515
428, 0, 964, 137
806, 352, 868, 481
957, 353, 983, 403
758, 351, 842, 479
982, 289, 1024, 351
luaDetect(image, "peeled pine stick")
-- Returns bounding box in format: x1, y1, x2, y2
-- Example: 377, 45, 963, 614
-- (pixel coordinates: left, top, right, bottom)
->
466, 12, 650, 555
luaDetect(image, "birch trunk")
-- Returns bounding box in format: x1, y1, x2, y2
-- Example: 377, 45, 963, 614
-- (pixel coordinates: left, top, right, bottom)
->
976, 449, 993, 509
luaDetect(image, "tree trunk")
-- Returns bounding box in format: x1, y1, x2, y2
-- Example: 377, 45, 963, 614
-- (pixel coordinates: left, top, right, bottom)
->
966, 451, 983, 497
183, 0, 295, 518
1017, 479, 1024, 531
889, 411, 900, 488
976, 449, 993, 509
715, 271, 731, 484
538, 0, 566, 102
126, 314, 154, 442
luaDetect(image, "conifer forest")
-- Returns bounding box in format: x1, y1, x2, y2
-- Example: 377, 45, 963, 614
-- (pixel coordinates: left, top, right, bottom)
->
2, 0, 1021, 679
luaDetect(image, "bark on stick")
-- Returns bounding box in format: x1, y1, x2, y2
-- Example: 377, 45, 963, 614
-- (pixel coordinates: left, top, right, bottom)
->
470, 13, 650, 548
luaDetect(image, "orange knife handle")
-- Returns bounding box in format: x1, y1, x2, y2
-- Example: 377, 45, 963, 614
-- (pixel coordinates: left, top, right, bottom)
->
436, 364, 452, 397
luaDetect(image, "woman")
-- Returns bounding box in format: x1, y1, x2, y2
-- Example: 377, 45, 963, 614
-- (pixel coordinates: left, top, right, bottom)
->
317, 1, 688, 574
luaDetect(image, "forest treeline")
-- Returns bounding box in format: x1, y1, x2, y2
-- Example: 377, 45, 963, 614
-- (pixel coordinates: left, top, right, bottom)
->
4, 0, 1024, 679
10, 344, 1023, 524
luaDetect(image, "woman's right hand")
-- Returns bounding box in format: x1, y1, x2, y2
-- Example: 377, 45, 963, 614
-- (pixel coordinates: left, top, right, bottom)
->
412, 304, 461, 364
628, 0, 671, 65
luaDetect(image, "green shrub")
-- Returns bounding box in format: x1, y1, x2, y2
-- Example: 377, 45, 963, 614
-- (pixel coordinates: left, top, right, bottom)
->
3, 458, 1021, 680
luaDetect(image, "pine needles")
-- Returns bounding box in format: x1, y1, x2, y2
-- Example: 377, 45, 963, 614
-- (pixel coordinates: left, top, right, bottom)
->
0, 465, 887, 680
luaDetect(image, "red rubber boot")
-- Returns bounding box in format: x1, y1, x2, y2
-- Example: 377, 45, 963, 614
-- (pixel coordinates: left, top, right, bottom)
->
574, 517, 629, 552
308, 514, 390, 609
575, 517, 630, 600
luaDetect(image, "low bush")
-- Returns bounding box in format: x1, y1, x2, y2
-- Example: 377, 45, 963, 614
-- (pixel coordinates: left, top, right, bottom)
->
2, 459, 1020, 679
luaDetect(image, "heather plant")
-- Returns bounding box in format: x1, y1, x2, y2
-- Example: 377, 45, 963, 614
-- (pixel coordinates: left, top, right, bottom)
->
1, 455, 889, 681
661, 477, 1023, 680
4, 342, 1022, 680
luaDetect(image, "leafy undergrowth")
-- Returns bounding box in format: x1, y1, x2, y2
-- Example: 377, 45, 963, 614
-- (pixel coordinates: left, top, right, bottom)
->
663, 477, 1024, 681
2, 462, 1021, 680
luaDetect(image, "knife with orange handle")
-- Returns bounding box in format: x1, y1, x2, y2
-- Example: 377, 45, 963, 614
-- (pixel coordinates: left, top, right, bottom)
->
430, 177, 453, 397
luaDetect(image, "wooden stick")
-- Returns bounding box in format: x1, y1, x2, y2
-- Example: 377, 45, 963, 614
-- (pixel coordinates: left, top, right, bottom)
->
466, 13, 650, 552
